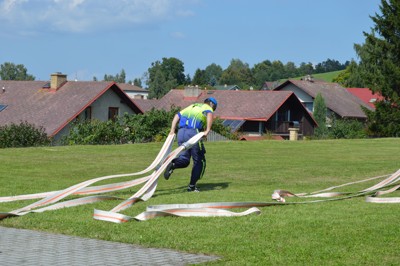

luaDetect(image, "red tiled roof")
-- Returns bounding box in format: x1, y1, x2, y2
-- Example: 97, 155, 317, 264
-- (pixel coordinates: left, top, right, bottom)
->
275, 80, 373, 118
346, 88, 384, 109
135, 89, 296, 121
0, 80, 141, 137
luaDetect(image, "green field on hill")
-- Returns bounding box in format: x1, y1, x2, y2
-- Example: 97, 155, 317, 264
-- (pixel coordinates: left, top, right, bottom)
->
1, 138, 399, 265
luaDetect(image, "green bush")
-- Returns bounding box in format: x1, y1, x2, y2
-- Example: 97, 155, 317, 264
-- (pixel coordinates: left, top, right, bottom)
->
62, 119, 127, 145
62, 108, 237, 145
212, 117, 239, 140
0, 121, 50, 148
328, 118, 367, 139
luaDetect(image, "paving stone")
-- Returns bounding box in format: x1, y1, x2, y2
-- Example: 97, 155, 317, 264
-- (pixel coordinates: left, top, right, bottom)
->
0, 226, 220, 265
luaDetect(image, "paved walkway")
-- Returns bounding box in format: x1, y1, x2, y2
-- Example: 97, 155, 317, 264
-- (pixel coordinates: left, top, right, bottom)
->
0, 226, 220, 265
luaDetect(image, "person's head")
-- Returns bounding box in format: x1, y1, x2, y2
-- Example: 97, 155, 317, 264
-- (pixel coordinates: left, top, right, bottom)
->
204, 97, 218, 111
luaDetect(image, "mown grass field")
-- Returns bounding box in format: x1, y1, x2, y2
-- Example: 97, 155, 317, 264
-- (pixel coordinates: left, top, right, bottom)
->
1, 138, 399, 265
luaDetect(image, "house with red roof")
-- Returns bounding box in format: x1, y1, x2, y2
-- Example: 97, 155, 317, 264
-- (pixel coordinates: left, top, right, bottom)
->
273, 79, 374, 121
346, 88, 384, 109
0, 73, 142, 142
133, 87, 317, 140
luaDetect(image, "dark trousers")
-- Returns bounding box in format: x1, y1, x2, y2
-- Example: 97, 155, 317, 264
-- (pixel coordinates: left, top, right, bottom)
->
173, 128, 206, 186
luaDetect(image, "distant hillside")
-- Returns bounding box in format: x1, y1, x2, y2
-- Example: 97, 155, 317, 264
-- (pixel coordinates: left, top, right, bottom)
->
311, 70, 344, 82
277, 70, 344, 84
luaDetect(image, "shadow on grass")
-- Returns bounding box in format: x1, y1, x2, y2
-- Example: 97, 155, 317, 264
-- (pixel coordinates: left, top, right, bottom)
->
155, 182, 230, 196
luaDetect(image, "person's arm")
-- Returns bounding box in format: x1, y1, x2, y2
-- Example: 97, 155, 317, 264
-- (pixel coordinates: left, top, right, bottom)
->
203, 112, 213, 136
169, 114, 180, 135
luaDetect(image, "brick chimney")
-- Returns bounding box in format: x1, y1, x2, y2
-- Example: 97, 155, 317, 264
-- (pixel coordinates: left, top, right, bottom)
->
50, 72, 67, 89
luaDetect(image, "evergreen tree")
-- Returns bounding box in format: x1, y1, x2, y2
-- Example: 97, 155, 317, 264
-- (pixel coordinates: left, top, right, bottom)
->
146, 57, 185, 98
192, 68, 207, 85
354, 0, 400, 137
313, 93, 328, 138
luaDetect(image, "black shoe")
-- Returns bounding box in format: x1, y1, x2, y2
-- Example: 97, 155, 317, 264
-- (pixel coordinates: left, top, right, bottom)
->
187, 185, 200, 192
164, 162, 174, 180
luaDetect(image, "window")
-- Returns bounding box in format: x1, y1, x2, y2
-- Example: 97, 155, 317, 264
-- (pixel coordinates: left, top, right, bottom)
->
222, 120, 245, 132
0, 104, 7, 112
108, 107, 119, 121
84, 107, 92, 120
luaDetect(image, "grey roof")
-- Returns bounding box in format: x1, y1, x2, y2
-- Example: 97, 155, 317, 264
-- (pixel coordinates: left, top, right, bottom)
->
274, 80, 373, 118
0, 80, 141, 137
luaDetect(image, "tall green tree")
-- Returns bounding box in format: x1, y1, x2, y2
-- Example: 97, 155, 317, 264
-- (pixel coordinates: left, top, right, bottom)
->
0, 62, 35, 80
148, 67, 169, 99
192, 68, 207, 86
313, 92, 328, 138
354, 0, 400, 137
146, 57, 185, 99
159, 57, 186, 85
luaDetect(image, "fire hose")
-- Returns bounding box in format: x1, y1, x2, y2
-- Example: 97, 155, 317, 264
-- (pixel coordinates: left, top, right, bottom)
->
1, 133, 399, 223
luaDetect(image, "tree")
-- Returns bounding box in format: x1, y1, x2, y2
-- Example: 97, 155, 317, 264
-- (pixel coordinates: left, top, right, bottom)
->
314, 59, 346, 73
298, 62, 314, 76
159, 57, 186, 85
269, 60, 285, 81
133, 78, 142, 87
252, 60, 272, 87
284, 61, 299, 79
103, 69, 126, 83
219, 59, 253, 89
0, 62, 35, 80
313, 92, 328, 138
333, 60, 365, 88
192, 68, 207, 86
354, 0, 400, 137
146, 57, 185, 98
204, 63, 223, 85
148, 67, 169, 99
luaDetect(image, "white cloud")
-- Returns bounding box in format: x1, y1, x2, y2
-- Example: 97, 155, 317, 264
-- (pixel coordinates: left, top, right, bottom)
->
0, 0, 199, 34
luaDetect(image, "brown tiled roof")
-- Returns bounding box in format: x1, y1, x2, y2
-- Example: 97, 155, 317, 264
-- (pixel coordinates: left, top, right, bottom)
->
275, 80, 373, 118
0, 80, 141, 137
134, 89, 303, 121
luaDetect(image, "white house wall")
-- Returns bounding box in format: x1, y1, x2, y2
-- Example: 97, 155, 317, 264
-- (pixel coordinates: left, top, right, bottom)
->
53, 89, 136, 143
90, 89, 135, 120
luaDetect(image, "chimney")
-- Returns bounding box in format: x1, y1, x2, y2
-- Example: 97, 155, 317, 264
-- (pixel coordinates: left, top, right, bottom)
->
50, 72, 67, 89
184, 86, 201, 98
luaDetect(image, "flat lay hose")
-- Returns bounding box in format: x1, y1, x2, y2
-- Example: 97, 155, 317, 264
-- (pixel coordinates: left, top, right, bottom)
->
1, 133, 399, 223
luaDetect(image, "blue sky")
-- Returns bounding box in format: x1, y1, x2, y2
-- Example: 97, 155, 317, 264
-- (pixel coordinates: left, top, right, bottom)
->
0, 0, 381, 84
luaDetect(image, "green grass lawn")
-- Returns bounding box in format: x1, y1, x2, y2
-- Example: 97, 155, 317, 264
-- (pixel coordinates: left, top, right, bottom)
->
1, 138, 400, 265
